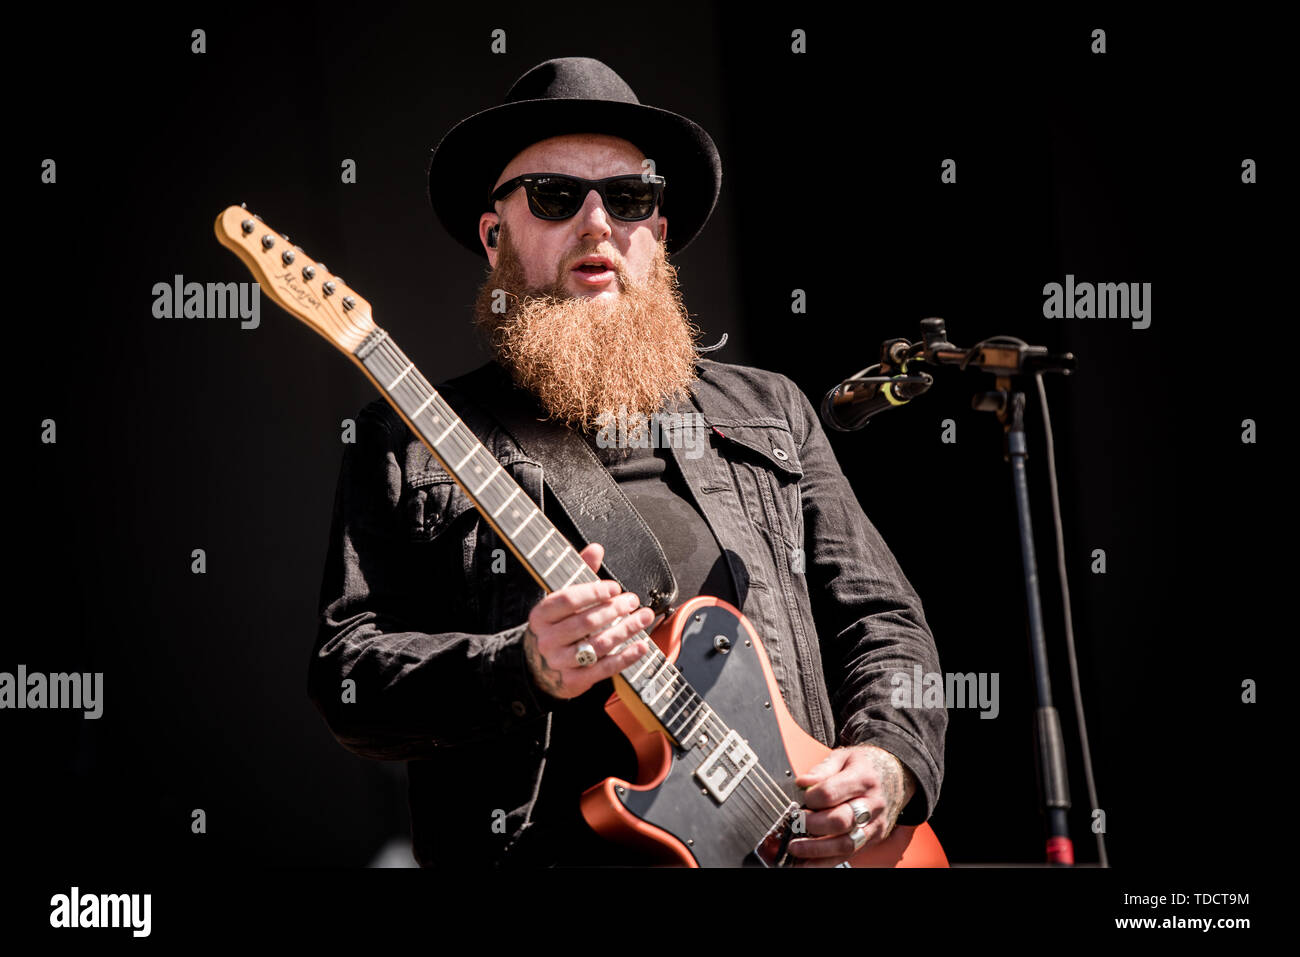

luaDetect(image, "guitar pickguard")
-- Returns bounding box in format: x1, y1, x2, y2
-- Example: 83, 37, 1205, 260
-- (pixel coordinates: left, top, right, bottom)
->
614, 603, 808, 867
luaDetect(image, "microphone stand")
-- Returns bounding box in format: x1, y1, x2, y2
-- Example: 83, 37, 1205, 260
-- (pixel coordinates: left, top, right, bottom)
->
826, 318, 1083, 865
985, 388, 1074, 864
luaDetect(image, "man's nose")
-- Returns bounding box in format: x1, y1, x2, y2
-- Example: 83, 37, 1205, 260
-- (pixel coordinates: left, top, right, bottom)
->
574, 190, 612, 243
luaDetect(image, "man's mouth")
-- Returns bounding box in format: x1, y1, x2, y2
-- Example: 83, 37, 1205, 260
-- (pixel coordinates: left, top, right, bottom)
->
571, 256, 617, 286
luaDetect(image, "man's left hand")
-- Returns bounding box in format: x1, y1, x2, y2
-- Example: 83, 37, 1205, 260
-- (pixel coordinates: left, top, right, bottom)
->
787, 743, 917, 867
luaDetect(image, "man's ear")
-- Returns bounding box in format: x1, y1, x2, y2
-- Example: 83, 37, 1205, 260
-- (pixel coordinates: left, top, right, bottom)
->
659, 216, 668, 243
479, 213, 500, 265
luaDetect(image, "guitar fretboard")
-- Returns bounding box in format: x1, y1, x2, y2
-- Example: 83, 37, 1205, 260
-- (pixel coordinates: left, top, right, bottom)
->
354, 329, 721, 749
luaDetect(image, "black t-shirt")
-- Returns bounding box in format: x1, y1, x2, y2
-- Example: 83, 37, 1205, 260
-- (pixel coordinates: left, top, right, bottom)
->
512, 440, 737, 866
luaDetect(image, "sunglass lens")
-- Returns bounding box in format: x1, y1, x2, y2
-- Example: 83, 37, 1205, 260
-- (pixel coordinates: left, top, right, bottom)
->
604, 179, 657, 219
528, 177, 582, 218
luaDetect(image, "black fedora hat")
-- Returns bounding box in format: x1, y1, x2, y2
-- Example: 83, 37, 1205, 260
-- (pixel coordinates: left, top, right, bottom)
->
427, 56, 722, 259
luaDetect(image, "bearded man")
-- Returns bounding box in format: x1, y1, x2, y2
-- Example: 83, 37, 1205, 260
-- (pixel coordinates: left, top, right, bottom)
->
309, 57, 947, 867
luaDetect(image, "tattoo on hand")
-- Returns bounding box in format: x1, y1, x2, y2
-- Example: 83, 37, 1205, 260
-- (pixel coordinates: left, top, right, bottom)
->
524, 624, 565, 697
861, 745, 916, 836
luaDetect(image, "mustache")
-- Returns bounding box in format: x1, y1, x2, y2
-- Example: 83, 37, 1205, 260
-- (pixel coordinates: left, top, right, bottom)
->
549, 244, 628, 289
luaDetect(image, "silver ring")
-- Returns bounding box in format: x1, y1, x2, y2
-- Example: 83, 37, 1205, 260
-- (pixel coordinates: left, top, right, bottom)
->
848, 825, 868, 852
575, 641, 597, 668
849, 798, 872, 826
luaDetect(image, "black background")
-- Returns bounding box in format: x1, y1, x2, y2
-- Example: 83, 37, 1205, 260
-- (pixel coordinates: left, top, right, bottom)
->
6, 2, 1281, 933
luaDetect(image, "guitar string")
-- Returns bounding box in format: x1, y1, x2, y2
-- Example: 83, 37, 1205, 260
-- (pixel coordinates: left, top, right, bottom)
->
362, 336, 801, 830
359, 332, 801, 831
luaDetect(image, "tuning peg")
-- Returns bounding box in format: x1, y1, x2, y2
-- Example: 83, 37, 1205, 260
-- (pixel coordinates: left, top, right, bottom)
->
302, 265, 316, 281
241, 219, 255, 234
261, 234, 276, 249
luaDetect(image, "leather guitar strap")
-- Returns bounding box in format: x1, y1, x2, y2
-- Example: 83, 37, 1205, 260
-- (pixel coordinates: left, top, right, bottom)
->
447, 362, 679, 616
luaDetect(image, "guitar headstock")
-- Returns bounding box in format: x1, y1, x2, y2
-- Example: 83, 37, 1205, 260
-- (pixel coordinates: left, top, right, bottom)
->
214, 204, 376, 353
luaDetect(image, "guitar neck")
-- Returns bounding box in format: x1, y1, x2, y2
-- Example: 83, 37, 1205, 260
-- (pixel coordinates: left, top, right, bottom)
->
353, 328, 595, 595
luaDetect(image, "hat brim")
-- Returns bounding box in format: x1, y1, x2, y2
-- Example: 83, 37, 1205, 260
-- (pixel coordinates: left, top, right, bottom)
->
428, 98, 721, 259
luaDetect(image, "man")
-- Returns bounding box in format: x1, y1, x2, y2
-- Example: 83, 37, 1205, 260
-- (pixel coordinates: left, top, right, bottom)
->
309, 57, 945, 867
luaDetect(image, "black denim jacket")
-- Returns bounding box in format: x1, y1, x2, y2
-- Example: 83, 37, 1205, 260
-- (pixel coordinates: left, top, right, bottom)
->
308, 358, 946, 866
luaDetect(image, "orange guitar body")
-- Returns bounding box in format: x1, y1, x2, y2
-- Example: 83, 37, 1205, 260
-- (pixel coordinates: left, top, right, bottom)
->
582, 596, 948, 867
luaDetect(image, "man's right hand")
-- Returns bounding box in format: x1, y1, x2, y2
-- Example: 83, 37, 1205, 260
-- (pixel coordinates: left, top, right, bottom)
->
523, 542, 655, 700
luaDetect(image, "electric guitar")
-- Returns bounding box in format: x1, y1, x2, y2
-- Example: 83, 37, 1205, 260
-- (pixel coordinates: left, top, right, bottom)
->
215, 205, 948, 867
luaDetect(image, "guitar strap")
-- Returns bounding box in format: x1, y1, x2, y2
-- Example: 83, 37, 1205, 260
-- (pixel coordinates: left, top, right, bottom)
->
447, 362, 679, 616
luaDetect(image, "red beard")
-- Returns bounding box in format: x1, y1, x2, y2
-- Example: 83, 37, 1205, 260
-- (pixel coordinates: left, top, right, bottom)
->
473, 224, 701, 433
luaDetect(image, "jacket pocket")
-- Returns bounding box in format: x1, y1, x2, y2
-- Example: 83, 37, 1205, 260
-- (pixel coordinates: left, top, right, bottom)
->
403, 471, 478, 543
711, 420, 805, 557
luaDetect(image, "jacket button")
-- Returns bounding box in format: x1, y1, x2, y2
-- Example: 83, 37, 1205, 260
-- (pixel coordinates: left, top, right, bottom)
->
772, 447, 789, 461
510, 700, 528, 717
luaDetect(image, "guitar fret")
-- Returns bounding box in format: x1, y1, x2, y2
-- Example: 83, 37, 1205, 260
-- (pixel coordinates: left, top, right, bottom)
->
388, 363, 414, 390
650, 675, 678, 706
526, 528, 554, 559
455, 446, 477, 470
512, 509, 537, 537
680, 706, 711, 744
639, 667, 668, 700
542, 548, 567, 577
413, 394, 436, 417
435, 419, 457, 444
561, 565, 585, 588
668, 693, 702, 733
629, 653, 660, 684
664, 696, 693, 729
657, 683, 690, 719
492, 488, 520, 518
475, 464, 502, 495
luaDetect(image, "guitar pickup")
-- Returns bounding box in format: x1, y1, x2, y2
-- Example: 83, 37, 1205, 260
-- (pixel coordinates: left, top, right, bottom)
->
694, 729, 757, 803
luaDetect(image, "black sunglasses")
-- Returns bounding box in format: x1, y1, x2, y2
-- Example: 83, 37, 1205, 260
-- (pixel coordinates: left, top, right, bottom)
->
489, 172, 666, 222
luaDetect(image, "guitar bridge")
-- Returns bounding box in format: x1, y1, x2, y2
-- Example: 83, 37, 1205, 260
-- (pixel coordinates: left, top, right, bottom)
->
753, 802, 803, 867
